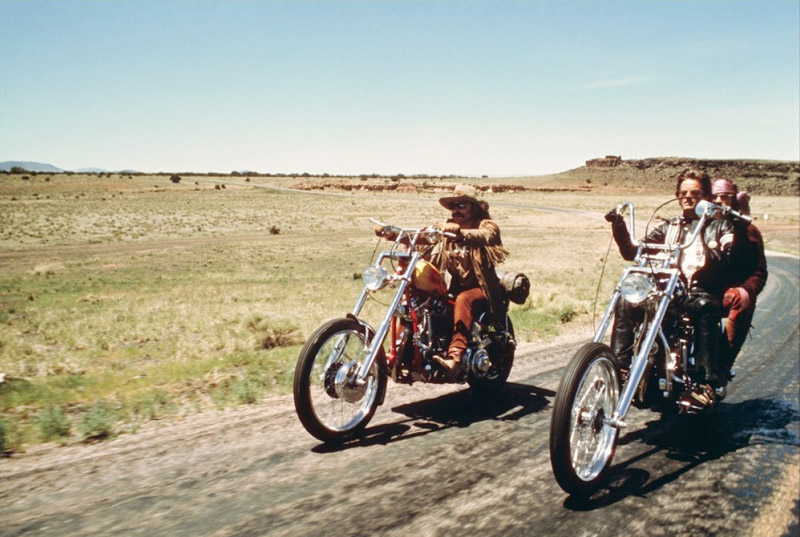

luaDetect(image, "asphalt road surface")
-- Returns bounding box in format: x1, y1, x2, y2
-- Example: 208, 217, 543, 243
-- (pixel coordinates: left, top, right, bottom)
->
1, 254, 798, 537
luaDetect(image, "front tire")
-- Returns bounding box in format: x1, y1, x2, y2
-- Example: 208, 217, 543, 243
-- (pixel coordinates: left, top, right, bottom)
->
293, 317, 387, 443
549, 342, 621, 496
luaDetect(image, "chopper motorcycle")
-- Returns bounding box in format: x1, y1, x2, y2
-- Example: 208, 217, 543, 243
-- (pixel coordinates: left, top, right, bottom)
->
549, 199, 748, 496
293, 221, 529, 443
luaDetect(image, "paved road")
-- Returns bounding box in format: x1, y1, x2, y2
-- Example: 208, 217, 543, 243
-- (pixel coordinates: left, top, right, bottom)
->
1, 255, 797, 537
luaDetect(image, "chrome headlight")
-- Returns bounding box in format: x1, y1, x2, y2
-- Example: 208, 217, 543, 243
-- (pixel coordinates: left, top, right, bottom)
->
619, 273, 653, 304
363, 265, 388, 291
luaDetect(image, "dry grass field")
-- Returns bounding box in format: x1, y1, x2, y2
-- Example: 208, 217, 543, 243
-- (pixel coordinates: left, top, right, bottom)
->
1, 172, 797, 451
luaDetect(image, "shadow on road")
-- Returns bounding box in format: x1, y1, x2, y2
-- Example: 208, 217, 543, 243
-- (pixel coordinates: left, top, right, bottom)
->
564, 397, 800, 510
312, 382, 554, 453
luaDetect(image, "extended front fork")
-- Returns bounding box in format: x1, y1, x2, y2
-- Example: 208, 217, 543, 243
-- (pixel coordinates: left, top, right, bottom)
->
352, 252, 421, 385
595, 271, 680, 429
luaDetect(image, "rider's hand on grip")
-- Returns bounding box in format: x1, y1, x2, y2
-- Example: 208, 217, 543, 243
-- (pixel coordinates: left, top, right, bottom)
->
374, 225, 398, 240
434, 221, 461, 236
444, 222, 461, 235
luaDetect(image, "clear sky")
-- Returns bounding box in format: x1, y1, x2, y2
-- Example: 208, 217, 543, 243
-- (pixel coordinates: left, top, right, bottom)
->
1, 0, 798, 176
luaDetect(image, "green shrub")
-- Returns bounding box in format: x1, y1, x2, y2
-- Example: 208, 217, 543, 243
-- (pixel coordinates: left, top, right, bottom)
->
0, 417, 23, 453
132, 390, 174, 421
558, 305, 577, 324
78, 400, 117, 440
37, 404, 71, 441
231, 376, 262, 404
243, 313, 303, 349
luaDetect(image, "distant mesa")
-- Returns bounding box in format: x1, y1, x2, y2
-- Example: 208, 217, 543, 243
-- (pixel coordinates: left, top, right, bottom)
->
0, 161, 63, 173
585, 155, 622, 167
577, 155, 799, 196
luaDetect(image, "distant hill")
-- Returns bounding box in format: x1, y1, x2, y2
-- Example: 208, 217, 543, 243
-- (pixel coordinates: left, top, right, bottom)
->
535, 157, 799, 196
0, 161, 63, 173
75, 167, 110, 173
2, 157, 798, 195
0, 162, 141, 174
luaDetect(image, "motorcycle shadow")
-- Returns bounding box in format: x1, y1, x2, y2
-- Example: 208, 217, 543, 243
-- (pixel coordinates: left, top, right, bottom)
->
564, 397, 800, 511
312, 382, 554, 454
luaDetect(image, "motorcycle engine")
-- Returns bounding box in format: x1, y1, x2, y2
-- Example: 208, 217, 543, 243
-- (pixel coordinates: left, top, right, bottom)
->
428, 298, 452, 352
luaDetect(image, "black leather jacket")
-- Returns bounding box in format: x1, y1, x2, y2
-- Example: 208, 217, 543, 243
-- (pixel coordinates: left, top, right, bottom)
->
611, 214, 737, 298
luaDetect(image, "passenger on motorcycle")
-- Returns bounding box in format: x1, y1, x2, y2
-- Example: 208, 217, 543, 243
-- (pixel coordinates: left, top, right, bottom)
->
711, 178, 768, 373
605, 169, 737, 406
376, 184, 509, 379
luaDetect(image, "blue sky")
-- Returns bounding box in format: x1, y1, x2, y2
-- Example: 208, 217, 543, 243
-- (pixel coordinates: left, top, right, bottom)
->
1, 1, 798, 175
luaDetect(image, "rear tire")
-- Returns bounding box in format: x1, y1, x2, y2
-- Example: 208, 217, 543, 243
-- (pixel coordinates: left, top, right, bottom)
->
549, 342, 621, 496
468, 318, 515, 394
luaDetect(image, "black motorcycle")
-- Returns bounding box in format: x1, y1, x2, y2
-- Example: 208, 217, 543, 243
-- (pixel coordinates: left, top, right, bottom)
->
549, 200, 748, 496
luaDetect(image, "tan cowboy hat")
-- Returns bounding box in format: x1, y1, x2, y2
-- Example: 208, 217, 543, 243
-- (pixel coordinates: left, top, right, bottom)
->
439, 184, 489, 211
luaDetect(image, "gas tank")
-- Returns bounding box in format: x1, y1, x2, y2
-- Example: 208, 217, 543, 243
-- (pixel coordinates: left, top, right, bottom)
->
412, 260, 448, 296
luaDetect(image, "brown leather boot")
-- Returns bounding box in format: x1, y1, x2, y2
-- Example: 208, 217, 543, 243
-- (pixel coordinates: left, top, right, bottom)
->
433, 349, 463, 380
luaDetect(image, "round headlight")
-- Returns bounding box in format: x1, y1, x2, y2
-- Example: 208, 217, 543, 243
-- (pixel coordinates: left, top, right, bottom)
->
619, 273, 653, 304
363, 265, 388, 291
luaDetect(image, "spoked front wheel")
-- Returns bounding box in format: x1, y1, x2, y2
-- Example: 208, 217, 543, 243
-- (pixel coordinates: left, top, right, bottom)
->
293, 317, 387, 443
549, 342, 621, 496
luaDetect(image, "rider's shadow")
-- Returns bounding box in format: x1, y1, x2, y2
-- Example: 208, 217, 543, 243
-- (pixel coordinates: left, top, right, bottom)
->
565, 397, 800, 510
311, 382, 554, 453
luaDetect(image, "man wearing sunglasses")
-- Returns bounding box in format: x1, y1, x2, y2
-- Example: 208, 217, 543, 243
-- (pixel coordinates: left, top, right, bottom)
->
430, 185, 509, 378
605, 169, 738, 406
374, 184, 509, 380
711, 178, 768, 376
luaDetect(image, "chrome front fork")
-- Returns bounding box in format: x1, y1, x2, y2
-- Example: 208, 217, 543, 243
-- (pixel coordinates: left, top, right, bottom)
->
354, 253, 420, 384
604, 273, 679, 429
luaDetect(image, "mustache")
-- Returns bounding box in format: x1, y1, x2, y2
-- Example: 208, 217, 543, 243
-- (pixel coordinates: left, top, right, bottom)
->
451, 210, 468, 218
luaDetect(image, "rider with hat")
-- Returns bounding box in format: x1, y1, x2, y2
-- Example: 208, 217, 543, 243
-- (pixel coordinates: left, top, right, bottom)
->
376, 184, 509, 379
431, 185, 509, 377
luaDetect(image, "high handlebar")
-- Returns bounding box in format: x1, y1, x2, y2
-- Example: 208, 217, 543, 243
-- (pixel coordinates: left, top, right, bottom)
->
613, 198, 750, 231
614, 201, 636, 234
613, 199, 751, 265
695, 200, 752, 223
368, 218, 458, 240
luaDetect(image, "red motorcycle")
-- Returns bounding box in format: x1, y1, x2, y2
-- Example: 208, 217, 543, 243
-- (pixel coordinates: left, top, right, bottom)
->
293, 221, 529, 443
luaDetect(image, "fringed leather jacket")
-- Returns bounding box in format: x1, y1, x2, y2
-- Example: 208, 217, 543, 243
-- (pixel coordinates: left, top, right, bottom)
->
429, 218, 509, 317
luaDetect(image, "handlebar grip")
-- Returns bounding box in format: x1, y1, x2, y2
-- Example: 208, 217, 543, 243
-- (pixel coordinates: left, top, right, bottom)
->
695, 200, 752, 223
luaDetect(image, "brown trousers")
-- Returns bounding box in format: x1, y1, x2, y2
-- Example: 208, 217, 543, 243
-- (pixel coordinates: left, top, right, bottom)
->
448, 287, 488, 362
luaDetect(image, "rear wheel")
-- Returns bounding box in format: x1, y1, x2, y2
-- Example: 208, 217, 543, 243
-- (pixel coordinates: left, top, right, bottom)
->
468, 317, 515, 393
549, 342, 621, 496
293, 318, 386, 443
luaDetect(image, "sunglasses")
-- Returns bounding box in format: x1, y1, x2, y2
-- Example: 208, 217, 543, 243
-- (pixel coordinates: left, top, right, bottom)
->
713, 193, 734, 201
451, 202, 471, 210
678, 189, 703, 199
